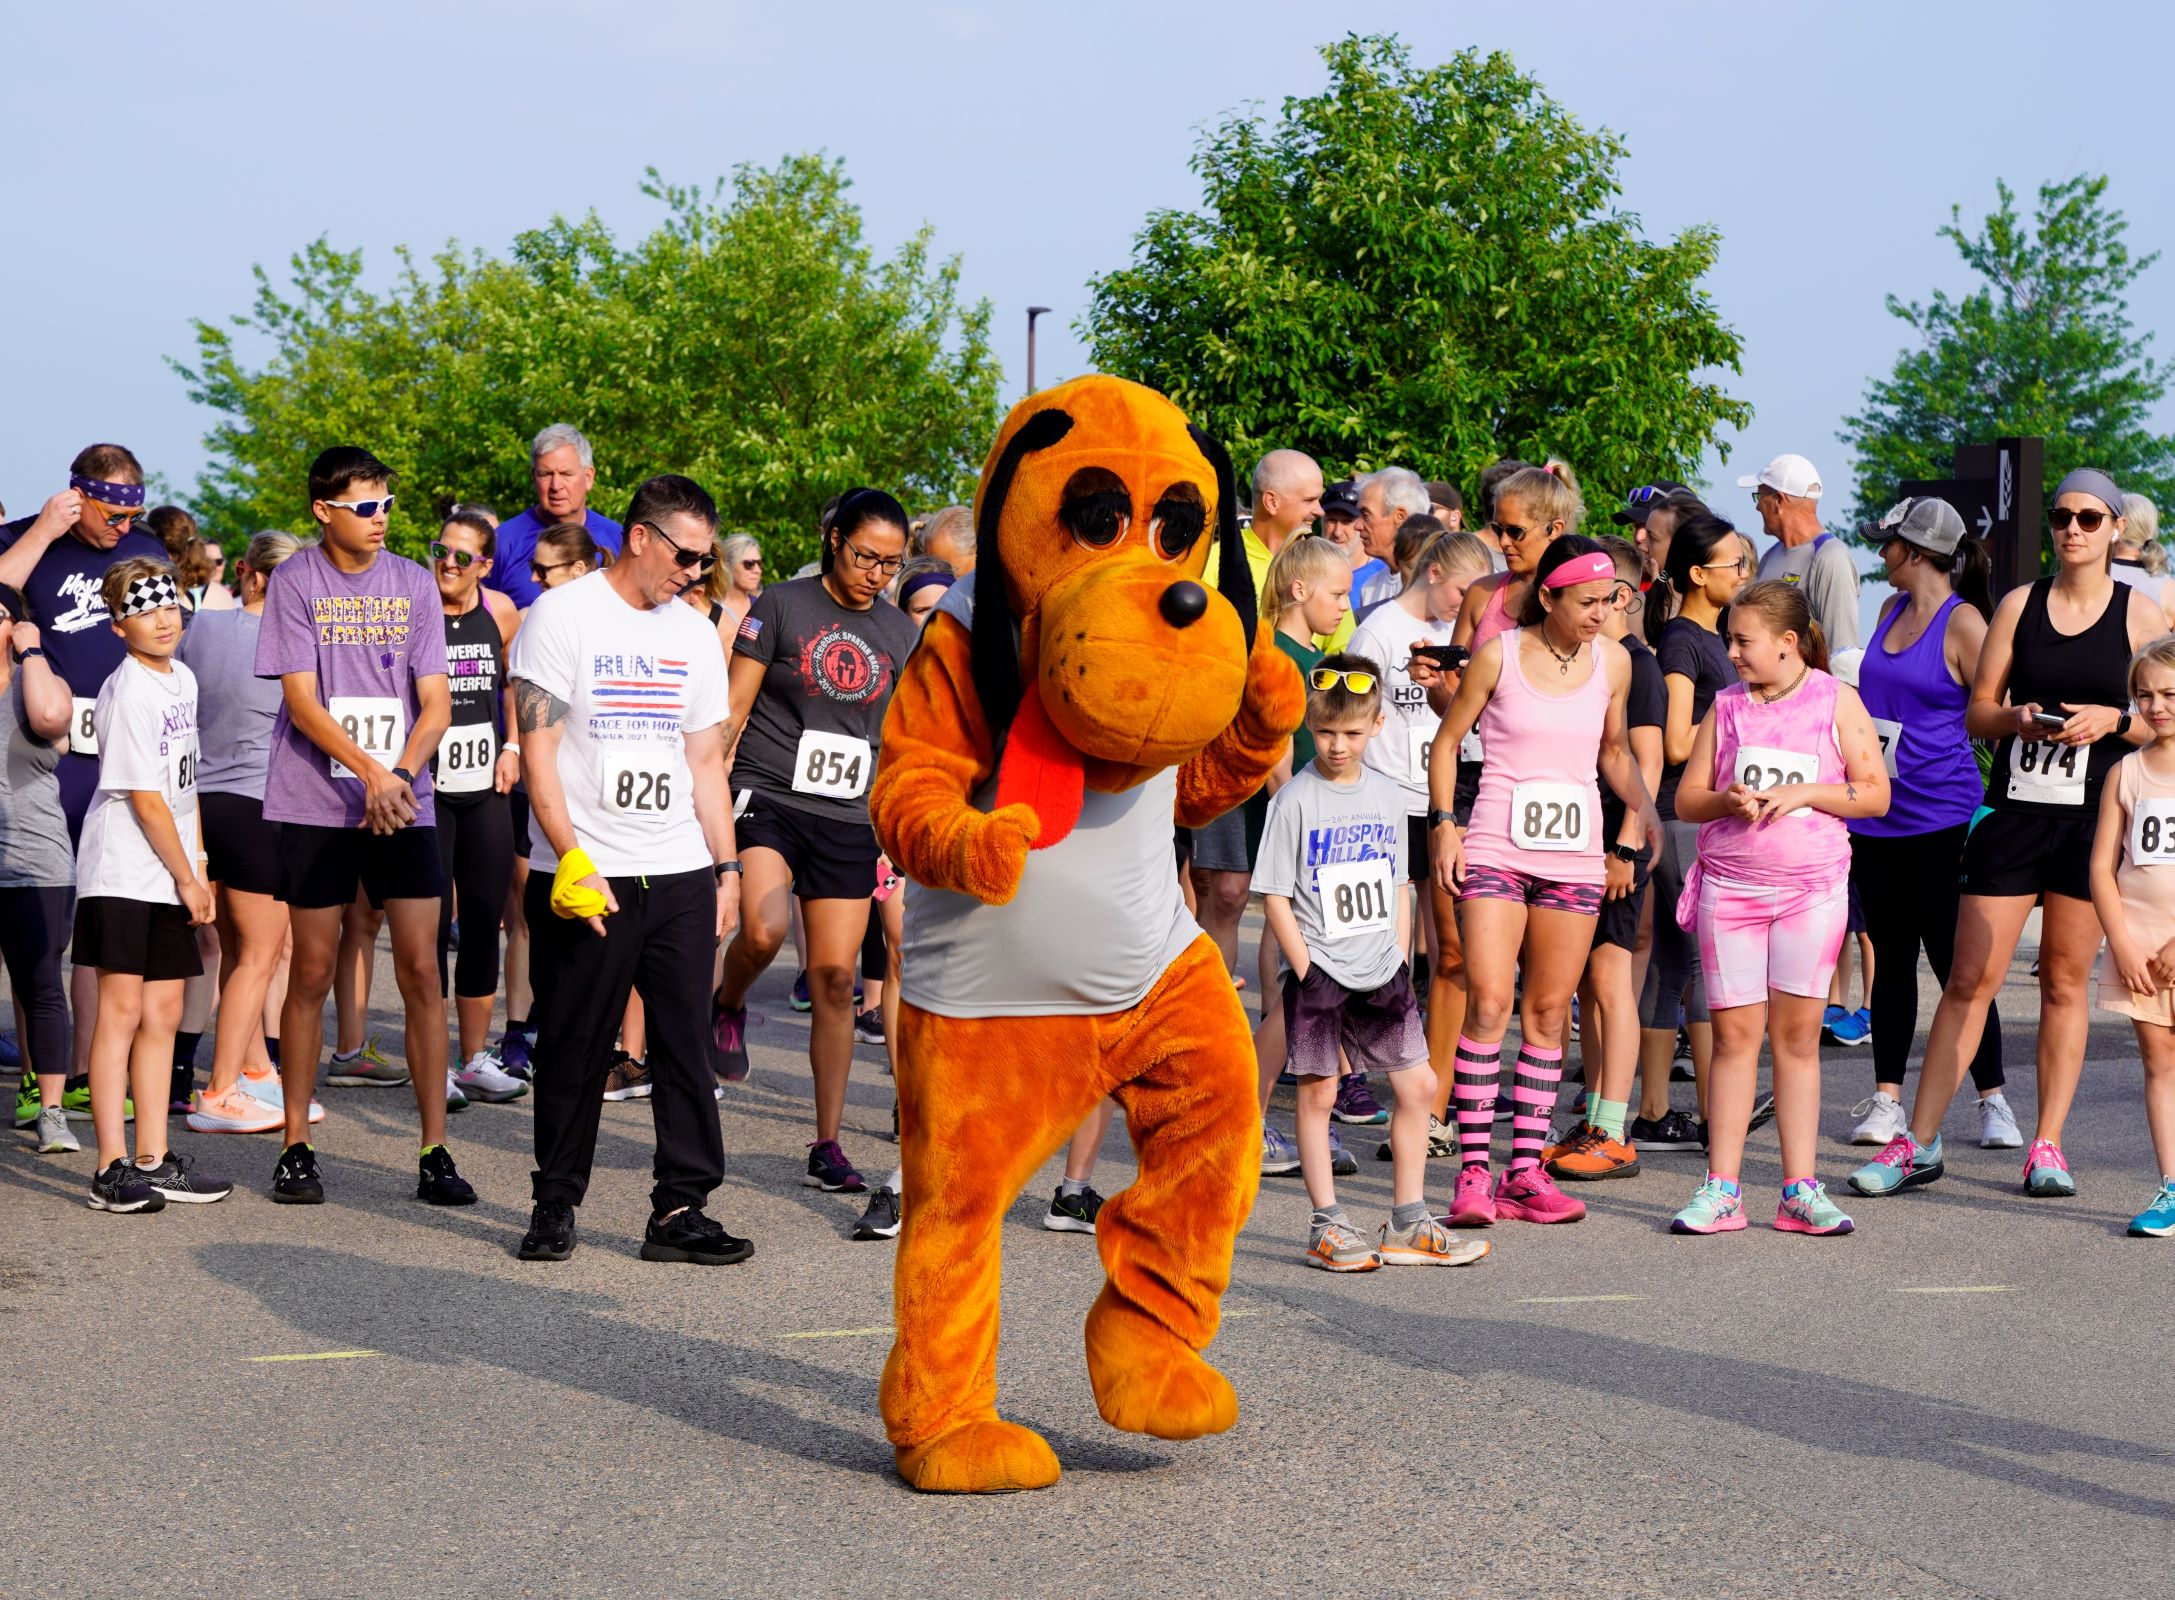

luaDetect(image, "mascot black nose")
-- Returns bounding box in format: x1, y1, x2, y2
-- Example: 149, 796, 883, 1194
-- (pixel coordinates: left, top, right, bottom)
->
1159, 580, 1208, 629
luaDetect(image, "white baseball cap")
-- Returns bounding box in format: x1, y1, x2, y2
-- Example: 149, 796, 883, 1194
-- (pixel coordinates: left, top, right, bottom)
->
1737, 453, 1824, 500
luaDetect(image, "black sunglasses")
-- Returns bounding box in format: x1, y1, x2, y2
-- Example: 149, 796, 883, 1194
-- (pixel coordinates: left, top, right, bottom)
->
530, 557, 579, 583
2049, 506, 2113, 533
643, 522, 718, 573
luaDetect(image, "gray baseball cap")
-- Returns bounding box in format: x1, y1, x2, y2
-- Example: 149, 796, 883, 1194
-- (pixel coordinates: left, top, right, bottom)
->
1871, 495, 1966, 557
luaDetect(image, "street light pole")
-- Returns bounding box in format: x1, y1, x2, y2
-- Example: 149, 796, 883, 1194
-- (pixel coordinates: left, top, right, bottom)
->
1026, 305, 1051, 393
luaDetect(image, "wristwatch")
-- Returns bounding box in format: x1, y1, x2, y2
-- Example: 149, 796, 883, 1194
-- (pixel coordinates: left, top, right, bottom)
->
1607, 841, 1644, 863
1425, 808, 1457, 830
13, 646, 44, 664
715, 860, 742, 878
2118, 712, 2135, 738
391, 765, 415, 786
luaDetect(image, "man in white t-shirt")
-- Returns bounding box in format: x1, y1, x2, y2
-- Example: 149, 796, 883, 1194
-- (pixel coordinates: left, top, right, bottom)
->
510, 473, 745, 1266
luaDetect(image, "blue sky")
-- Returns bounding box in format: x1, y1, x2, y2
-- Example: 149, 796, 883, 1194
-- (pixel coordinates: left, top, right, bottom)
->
5, 0, 2170, 526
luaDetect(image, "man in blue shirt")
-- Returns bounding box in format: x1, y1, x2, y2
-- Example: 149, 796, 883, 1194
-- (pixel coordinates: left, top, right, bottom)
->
485, 423, 624, 608
0, 442, 169, 840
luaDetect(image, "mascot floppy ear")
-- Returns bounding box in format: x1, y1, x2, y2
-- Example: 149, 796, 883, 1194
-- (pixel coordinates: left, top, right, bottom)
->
1189, 422, 1257, 643
975, 407, 1090, 849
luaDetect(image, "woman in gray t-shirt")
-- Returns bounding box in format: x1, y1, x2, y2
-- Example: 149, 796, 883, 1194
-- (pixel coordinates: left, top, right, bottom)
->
0, 582, 81, 1152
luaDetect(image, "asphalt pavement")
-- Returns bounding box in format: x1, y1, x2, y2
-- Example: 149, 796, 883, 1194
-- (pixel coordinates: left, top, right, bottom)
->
3, 929, 2172, 1600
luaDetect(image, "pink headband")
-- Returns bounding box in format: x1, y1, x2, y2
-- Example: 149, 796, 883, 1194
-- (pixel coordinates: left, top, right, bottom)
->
1541, 550, 1616, 589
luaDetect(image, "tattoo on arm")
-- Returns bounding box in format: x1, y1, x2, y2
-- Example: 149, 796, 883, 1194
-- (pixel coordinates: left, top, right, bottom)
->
1846, 781, 1857, 803
515, 680, 568, 734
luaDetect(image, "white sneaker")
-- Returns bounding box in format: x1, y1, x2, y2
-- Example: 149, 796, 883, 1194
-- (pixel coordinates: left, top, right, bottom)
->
185, 1085, 283, 1135
445, 1068, 470, 1112
1977, 1091, 2024, 1149
453, 1050, 529, 1104
34, 1105, 80, 1154
1848, 1091, 1907, 1147
240, 1070, 325, 1124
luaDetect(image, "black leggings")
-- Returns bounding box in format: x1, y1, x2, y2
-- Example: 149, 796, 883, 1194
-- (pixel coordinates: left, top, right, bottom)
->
0, 885, 73, 1079
859, 897, 887, 986
1850, 826, 2004, 1093
435, 795, 514, 999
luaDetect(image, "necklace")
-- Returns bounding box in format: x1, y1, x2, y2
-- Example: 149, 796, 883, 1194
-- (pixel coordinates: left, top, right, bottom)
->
1541, 633, 1583, 676
1757, 662, 1808, 704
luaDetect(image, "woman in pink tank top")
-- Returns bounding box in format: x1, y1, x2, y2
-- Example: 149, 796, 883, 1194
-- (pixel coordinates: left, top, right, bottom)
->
1669, 581, 1891, 1239
1426, 536, 1660, 1230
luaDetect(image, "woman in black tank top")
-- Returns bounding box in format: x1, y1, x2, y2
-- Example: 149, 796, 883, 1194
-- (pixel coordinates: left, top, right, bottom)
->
1863, 470, 2158, 1201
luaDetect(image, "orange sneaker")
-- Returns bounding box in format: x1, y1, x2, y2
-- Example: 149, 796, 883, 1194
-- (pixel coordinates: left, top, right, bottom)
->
1541, 1123, 1593, 1165
1546, 1125, 1640, 1182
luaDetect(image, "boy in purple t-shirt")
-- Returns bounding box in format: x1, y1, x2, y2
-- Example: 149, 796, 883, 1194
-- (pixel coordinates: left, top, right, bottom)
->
255, 446, 470, 1208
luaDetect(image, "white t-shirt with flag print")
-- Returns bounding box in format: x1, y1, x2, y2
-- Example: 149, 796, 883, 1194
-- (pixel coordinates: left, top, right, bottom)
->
508, 571, 729, 878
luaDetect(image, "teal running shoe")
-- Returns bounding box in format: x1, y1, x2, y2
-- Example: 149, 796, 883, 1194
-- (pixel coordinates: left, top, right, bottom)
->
2023, 1138, 2076, 1198
1669, 1178, 1747, 1235
2129, 1181, 2175, 1238
1775, 1180, 1855, 1235
1848, 1132, 1944, 1197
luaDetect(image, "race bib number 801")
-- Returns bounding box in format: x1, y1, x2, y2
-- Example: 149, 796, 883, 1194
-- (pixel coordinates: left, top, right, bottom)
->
1315, 857, 1396, 942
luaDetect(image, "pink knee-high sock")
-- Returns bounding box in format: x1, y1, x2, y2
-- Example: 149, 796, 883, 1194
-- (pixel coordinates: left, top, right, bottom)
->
1453, 1035, 1503, 1169
1508, 1042, 1565, 1173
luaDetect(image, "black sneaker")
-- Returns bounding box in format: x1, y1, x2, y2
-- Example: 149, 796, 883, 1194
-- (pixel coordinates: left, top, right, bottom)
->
852, 1186, 902, 1241
417, 1145, 477, 1206
1748, 1092, 1776, 1134
518, 1200, 578, 1261
1043, 1184, 1104, 1235
135, 1152, 232, 1205
602, 1052, 652, 1101
804, 1138, 867, 1193
271, 1142, 324, 1204
853, 1008, 886, 1047
1629, 1109, 1703, 1152
641, 1206, 754, 1265
89, 1159, 166, 1213
1671, 1027, 1695, 1081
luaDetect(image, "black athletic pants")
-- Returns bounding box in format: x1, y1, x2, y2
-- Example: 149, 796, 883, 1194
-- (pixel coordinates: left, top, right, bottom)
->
0, 885, 73, 1079
1850, 827, 2005, 1093
435, 794, 514, 999
527, 866, 724, 1215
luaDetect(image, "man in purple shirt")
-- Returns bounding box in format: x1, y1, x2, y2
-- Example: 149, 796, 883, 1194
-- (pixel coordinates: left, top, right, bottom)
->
484, 423, 624, 608
256, 445, 470, 1208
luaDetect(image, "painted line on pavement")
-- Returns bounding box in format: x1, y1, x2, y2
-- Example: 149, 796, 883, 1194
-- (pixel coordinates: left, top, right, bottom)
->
244, 1350, 379, 1363
1517, 1294, 1646, 1305
783, 1327, 894, 1340
1898, 1285, 2015, 1295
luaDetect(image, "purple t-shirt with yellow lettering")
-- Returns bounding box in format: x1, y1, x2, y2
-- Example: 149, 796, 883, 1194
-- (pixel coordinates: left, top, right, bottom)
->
256, 544, 447, 828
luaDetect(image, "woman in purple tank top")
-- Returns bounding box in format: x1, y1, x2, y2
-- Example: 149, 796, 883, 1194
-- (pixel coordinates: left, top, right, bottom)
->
1844, 497, 2011, 1149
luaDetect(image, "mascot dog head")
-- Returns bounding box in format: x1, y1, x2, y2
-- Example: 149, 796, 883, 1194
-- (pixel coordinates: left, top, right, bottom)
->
973, 376, 1258, 845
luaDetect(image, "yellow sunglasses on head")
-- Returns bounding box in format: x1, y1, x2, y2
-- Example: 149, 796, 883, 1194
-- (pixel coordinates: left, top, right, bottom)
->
1309, 667, 1377, 694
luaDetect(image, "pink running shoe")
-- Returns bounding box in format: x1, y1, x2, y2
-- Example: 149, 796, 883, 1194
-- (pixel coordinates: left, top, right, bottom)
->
1494, 1164, 1587, 1224
1446, 1163, 1497, 1227
2022, 1138, 2077, 1198
185, 1084, 282, 1135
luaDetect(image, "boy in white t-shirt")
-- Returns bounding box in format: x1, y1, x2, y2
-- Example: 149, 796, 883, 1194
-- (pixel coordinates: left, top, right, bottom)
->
1251, 657, 1486, 1273
73, 558, 230, 1213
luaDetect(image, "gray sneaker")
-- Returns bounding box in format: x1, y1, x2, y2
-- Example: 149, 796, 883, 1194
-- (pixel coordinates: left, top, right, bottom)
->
34, 1104, 79, 1154
1303, 1217, 1380, 1272
1328, 1127, 1358, 1177
326, 1041, 409, 1087
1261, 1124, 1302, 1176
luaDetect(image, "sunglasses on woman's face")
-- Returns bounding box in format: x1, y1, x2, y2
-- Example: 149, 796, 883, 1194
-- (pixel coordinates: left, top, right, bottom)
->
429, 541, 481, 569
1309, 667, 1377, 693
738, 559, 762, 571
2049, 506, 2113, 533
530, 558, 579, 583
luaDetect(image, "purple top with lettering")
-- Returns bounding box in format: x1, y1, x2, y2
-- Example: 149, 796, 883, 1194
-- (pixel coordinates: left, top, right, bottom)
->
256, 543, 447, 828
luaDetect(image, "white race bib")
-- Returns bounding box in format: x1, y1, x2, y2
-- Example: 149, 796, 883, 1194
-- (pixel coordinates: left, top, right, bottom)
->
1510, 781, 1589, 852
70, 696, 98, 757
1407, 723, 1435, 784
2130, 797, 2175, 864
437, 725, 497, 795
793, 730, 872, 799
1734, 743, 1816, 819
172, 733, 199, 798
1870, 717, 1902, 780
601, 752, 676, 816
1316, 856, 1396, 941
1459, 728, 1484, 764
328, 696, 404, 782
2006, 737, 2084, 806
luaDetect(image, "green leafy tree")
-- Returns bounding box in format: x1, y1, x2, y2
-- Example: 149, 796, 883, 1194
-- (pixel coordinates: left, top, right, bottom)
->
1080, 35, 1749, 503
1840, 175, 2175, 525
174, 156, 1000, 567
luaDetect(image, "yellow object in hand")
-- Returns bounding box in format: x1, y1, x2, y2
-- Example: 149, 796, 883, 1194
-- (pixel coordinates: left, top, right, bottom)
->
551, 847, 611, 920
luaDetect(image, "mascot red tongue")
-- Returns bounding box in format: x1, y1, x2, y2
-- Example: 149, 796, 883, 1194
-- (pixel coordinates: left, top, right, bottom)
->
868, 374, 1304, 1493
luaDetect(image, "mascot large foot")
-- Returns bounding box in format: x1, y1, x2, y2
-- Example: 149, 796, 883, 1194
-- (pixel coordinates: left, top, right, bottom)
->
1084, 1287, 1239, 1440
895, 1419, 1061, 1494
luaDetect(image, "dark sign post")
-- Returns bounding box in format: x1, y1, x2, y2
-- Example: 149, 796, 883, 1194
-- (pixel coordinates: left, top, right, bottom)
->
1897, 438, 2044, 599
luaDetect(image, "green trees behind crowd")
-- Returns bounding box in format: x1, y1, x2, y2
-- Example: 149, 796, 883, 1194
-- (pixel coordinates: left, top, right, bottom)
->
1082, 36, 1752, 507
174, 158, 1001, 568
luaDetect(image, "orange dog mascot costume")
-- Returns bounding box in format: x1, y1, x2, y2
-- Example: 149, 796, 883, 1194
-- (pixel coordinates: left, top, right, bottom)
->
869, 375, 1304, 1493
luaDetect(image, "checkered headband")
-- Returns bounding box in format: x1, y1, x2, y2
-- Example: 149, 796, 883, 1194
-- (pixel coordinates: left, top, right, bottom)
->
118, 571, 180, 618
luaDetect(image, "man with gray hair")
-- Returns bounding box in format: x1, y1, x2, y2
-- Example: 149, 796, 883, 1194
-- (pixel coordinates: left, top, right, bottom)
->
487, 423, 626, 608
1355, 466, 1428, 611
914, 505, 976, 574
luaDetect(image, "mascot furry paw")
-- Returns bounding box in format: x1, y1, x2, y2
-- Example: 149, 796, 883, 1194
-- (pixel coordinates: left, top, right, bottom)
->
869, 375, 1304, 1493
